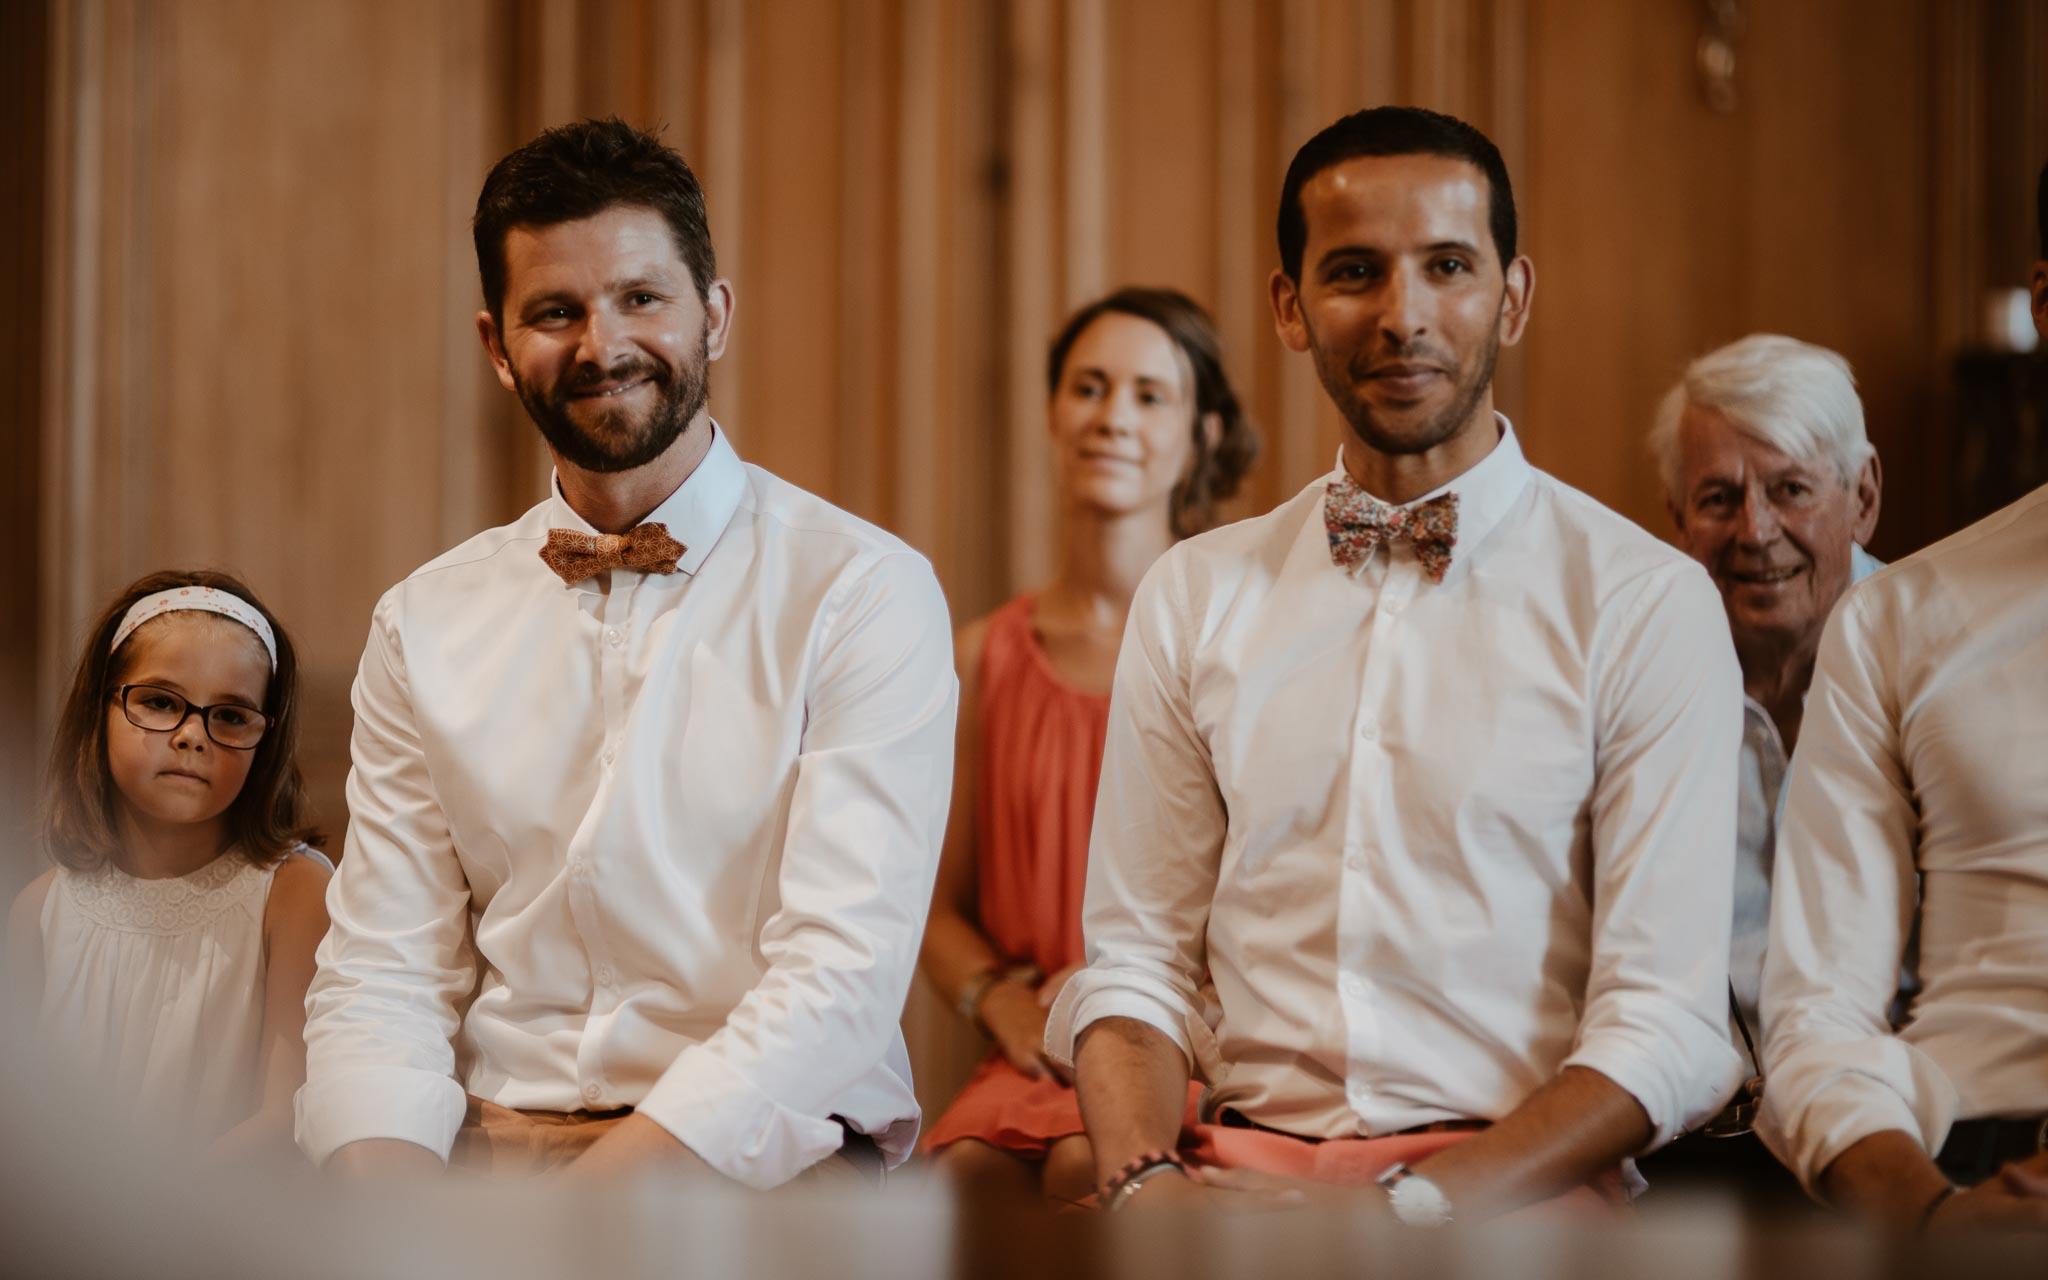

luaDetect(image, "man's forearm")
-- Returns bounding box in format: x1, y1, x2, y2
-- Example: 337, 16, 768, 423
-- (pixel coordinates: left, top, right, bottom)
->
1074, 1016, 1193, 1185
1408, 1065, 1651, 1217
1818, 1130, 1952, 1223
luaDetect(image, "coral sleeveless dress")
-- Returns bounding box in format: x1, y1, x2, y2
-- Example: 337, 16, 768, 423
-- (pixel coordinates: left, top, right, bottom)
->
924, 595, 1197, 1156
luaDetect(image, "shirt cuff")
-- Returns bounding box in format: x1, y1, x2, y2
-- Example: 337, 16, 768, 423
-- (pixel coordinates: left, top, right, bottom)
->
1565, 1018, 1743, 1151
1044, 978, 1196, 1071
1756, 1056, 1959, 1192
637, 1047, 849, 1190
293, 1065, 468, 1166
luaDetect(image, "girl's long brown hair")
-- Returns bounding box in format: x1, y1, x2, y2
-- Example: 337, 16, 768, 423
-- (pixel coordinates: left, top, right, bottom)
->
40, 569, 321, 870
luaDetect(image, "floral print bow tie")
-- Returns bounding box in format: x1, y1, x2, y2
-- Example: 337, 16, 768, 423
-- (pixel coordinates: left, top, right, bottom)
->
1323, 479, 1460, 584
540, 523, 686, 586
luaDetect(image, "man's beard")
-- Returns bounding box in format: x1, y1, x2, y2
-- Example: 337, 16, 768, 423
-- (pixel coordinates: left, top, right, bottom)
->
1309, 312, 1501, 458
516, 327, 711, 474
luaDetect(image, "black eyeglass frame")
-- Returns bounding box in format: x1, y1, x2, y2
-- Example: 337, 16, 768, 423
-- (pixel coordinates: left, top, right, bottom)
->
113, 683, 274, 751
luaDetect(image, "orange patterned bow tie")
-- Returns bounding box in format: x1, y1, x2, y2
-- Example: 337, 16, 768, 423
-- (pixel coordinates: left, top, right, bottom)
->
1323, 479, 1460, 583
540, 523, 687, 586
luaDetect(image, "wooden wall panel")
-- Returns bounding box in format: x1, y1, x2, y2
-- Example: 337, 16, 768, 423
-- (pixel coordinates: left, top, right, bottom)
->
2, 0, 47, 896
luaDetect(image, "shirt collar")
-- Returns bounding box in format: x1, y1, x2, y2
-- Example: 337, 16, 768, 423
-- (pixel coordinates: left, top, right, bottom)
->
1850, 543, 1884, 583
1330, 413, 1533, 562
543, 421, 747, 584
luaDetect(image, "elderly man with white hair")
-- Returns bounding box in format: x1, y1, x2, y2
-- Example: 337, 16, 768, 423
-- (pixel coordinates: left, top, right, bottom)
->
1639, 334, 1881, 1200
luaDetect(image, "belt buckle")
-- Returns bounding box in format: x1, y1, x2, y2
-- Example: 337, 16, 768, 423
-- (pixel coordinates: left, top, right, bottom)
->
1699, 1077, 1763, 1140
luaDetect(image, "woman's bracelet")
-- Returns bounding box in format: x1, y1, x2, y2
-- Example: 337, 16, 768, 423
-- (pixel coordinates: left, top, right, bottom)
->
954, 962, 1043, 1031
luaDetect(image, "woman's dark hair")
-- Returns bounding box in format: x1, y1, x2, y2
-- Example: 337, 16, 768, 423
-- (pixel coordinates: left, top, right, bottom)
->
1046, 287, 1260, 538
40, 569, 320, 871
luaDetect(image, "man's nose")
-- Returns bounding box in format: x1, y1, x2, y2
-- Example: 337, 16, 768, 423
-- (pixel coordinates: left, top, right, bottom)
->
1736, 487, 1781, 545
575, 308, 626, 370
1377, 265, 1430, 344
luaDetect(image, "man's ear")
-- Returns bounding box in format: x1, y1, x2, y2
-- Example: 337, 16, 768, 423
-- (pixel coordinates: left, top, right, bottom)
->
702, 278, 736, 362
1497, 255, 1535, 347
1269, 269, 1311, 354
1851, 452, 1882, 547
477, 310, 517, 393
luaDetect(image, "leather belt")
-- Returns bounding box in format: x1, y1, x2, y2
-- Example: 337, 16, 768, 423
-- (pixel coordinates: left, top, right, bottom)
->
1217, 1108, 1489, 1142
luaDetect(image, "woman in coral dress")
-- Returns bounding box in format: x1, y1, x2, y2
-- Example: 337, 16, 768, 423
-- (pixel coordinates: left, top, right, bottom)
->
919, 287, 1257, 1202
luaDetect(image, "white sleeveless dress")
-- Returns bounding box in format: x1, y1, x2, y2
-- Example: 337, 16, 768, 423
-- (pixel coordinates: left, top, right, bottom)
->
36, 847, 329, 1146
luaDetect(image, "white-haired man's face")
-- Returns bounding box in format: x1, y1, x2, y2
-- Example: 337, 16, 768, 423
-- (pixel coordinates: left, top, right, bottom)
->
1668, 403, 1880, 662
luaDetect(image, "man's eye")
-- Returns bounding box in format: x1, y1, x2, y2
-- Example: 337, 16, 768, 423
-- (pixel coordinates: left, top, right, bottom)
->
1138, 392, 1162, 406
628, 293, 659, 306
1435, 258, 1470, 276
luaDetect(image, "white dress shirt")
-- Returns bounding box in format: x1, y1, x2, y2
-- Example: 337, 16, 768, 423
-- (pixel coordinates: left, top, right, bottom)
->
1759, 484, 2048, 1190
1046, 420, 1744, 1148
1728, 544, 1884, 1044
296, 425, 956, 1188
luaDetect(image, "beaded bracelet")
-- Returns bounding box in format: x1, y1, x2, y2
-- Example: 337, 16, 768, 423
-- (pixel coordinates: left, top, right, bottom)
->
1100, 1150, 1188, 1211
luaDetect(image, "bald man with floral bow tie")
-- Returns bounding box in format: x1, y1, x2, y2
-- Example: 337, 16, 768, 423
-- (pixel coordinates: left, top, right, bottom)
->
297, 119, 955, 1189
1051, 106, 1745, 1225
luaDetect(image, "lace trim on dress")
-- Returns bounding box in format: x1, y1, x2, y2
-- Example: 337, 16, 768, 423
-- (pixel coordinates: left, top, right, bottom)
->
64, 853, 265, 935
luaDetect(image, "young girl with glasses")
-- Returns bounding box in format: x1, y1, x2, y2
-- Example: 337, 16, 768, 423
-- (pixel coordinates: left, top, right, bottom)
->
6, 570, 329, 1158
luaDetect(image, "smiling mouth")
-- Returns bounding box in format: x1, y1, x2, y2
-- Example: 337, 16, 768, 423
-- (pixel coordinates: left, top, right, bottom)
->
569, 378, 650, 401
1730, 566, 1803, 585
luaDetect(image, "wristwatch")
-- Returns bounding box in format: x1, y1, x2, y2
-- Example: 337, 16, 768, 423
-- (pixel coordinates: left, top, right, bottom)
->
1376, 1162, 1454, 1227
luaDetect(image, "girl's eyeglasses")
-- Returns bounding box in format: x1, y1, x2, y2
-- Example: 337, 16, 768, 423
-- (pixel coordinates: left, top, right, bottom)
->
114, 684, 272, 750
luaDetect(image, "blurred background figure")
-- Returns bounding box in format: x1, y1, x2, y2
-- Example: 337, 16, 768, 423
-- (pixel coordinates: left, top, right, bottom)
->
1642, 334, 1881, 1206
918, 288, 1256, 1203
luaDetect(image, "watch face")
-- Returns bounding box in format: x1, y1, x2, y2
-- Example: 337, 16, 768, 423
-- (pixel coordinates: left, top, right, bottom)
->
1389, 1175, 1454, 1227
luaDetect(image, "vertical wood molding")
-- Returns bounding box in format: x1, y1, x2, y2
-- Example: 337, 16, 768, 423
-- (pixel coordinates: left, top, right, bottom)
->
1274, 0, 1324, 489
894, 0, 944, 555
1003, 0, 1059, 592
1061, 0, 1106, 311
702, 0, 746, 435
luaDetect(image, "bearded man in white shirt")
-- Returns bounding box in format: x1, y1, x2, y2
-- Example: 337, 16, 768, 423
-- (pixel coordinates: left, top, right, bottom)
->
295, 119, 956, 1187
1637, 335, 1881, 1200
1048, 106, 1745, 1224
1756, 164, 2048, 1229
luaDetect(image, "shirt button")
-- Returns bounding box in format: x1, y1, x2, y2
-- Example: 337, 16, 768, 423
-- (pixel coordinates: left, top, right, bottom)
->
1345, 850, 1367, 872
569, 855, 585, 875
583, 1083, 602, 1103
601, 749, 615, 767
595, 965, 614, 987
1358, 719, 1379, 741
605, 627, 623, 648
1340, 972, 1367, 998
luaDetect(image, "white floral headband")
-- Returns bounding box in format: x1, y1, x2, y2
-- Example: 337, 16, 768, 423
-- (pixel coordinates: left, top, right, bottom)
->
109, 586, 279, 672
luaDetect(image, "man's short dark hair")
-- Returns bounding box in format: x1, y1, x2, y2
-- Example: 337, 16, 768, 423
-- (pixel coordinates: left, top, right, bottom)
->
1277, 106, 1516, 282
474, 117, 716, 322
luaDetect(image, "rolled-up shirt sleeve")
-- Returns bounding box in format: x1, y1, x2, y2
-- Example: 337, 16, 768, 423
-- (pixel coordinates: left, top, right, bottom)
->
1756, 587, 1957, 1191
1045, 549, 1226, 1076
1562, 562, 1746, 1148
635, 552, 956, 1188
296, 591, 476, 1166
